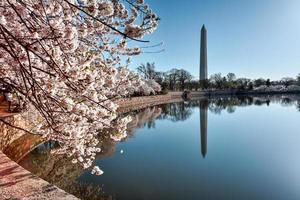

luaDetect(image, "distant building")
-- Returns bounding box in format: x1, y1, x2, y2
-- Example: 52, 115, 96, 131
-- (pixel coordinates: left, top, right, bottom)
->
200, 25, 208, 81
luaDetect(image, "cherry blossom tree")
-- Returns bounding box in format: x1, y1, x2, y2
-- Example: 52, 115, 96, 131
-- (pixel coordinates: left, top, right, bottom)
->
142, 79, 161, 94
0, 0, 159, 174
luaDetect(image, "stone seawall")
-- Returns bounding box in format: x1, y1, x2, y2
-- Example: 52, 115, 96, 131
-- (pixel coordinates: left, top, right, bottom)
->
116, 93, 184, 114
0, 151, 78, 200
0, 108, 78, 199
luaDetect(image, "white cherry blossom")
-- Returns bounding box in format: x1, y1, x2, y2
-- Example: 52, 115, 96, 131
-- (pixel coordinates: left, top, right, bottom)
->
0, 0, 159, 173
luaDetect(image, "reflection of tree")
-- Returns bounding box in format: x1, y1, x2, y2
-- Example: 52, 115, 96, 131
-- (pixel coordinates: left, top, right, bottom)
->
297, 100, 300, 112
126, 106, 162, 133
207, 95, 300, 114
62, 181, 113, 200
159, 102, 193, 122
208, 97, 247, 114
19, 140, 114, 200
147, 119, 156, 129
281, 97, 294, 106
227, 106, 236, 113
16, 104, 193, 199
18, 107, 164, 200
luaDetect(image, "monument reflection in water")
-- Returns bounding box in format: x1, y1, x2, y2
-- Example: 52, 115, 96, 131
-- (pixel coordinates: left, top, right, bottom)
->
199, 99, 208, 158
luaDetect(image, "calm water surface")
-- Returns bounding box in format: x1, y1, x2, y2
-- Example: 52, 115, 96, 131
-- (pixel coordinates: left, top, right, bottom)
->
18, 95, 300, 200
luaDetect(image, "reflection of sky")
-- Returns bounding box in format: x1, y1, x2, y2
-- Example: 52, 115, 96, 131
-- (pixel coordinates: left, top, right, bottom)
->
129, 0, 300, 80
80, 101, 300, 200
209, 104, 300, 198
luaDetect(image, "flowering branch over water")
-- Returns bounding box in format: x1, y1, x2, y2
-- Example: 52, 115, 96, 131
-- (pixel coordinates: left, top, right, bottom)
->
0, 0, 159, 173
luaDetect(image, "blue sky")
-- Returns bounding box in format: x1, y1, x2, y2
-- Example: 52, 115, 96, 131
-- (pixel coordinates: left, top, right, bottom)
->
129, 0, 300, 80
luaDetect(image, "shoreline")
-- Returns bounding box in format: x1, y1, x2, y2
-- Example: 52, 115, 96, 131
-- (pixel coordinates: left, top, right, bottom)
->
116, 93, 183, 114
117, 90, 300, 114
199, 89, 300, 96
1, 89, 299, 117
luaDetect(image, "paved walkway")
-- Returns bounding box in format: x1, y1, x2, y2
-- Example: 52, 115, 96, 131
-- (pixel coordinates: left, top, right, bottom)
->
0, 151, 78, 200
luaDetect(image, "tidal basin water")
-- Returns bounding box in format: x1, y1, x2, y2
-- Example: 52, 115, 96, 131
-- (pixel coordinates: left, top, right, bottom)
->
17, 95, 300, 200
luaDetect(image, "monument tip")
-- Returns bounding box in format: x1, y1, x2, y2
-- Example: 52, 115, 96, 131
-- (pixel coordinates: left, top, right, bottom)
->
201, 24, 206, 29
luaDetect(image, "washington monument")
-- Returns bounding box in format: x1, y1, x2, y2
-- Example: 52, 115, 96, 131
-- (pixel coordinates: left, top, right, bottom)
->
200, 24, 208, 81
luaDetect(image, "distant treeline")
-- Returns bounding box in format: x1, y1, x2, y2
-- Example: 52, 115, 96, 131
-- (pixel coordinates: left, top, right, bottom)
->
137, 62, 194, 92
137, 62, 300, 91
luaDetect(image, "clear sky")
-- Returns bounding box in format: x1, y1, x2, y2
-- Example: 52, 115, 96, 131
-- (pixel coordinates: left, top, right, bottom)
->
129, 0, 300, 80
